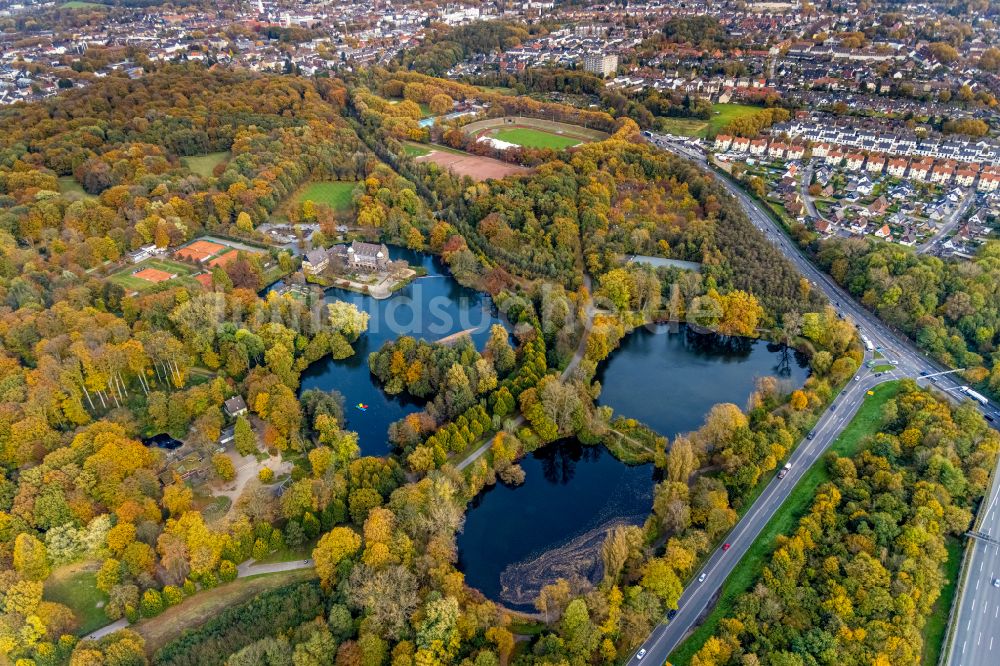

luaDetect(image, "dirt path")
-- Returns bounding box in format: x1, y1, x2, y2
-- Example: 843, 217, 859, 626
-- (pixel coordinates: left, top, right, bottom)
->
212, 449, 291, 520
607, 428, 656, 456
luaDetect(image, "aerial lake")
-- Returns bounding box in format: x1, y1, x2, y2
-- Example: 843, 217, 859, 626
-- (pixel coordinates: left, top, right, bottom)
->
458, 324, 810, 610
298, 247, 506, 456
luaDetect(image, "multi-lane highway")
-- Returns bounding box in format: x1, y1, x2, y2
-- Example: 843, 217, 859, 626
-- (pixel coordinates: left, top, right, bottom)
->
949, 473, 1000, 666
632, 368, 892, 665
629, 133, 1000, 665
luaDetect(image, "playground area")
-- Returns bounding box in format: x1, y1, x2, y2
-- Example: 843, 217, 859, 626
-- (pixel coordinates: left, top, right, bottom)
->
462, 117, 607, 150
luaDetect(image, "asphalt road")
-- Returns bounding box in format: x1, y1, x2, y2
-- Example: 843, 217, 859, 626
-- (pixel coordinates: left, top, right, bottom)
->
917, 188, 975, 254
948, 474, 1000, 666
632, 369, 892, 665
628, 133, 1000, 666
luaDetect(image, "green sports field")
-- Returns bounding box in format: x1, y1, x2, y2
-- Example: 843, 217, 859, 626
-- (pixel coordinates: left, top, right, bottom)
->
62, 0, 107, 8
404, 143, 431, 157
182, 151, 229, 177
294, 181, 356, 212
108, 258, 199, 292
493, 128, 581, 150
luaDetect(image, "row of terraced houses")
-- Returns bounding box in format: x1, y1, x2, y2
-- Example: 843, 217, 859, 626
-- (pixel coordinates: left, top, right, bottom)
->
713, 134, 1000, 192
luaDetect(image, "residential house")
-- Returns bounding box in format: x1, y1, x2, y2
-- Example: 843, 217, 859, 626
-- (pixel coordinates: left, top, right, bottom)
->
868, 196, 890, 215
814, 219, 833, 236
786, 144, 805, 160
887, 158, 909, 178
866, 154, 886, 174
811, 142, 831, 158
731, 137, 751, 153
846, 153, 865, 171
957, 167, 978, 188
873, 224, 892, 239
979, 171, 1000, 192
749, 138, 768, 156
303, 248, 329, 275
224, 396, 248, 418
909, 159, 933, 182
931, 162, 956, 185
768, 142, 787, 160
826, 150, 844, 166
714, 134, 733, 151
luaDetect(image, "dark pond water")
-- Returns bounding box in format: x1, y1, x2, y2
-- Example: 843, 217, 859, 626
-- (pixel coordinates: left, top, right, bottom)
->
298, 247, 506, 456
458, 323, 810, 609
458, 440, 656, 610
595, 323, 811, 435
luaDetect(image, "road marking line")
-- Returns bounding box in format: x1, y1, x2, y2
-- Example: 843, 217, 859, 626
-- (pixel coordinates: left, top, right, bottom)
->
991, 637, 994, 651
979, 632, 982, 646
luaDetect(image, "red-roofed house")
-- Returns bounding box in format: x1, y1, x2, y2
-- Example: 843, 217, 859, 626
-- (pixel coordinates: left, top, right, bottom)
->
811, 142, 831, 158
866, 154, 886, 174
731, 136, 751, 152
887, 158, 909, 178
978, 171, 1000, 192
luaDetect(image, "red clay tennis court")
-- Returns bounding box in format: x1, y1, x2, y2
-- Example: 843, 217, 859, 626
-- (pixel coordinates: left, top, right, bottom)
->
208, 250, 238, 267
175, 240, 225, 262
134, 267, 175, 283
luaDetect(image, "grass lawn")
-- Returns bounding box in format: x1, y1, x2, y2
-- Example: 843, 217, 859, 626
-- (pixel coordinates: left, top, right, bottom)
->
923, 537, 964, 664
256, 538, 318, 564
58, 176, 93, 197
659, 103, 763, 139
477, 85, 515, 95
294, 181, 356, 212
705, 103, 762, 136
62, 0, 107, 7
493, 128, 581, 150
182, 151, 229, 178
134, 569, 316, 654
669, 381, 901, 665
656, 117, 710, 137
404, 143, 431, 157
108, 258, 199, 292
45, 563, 109, 635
